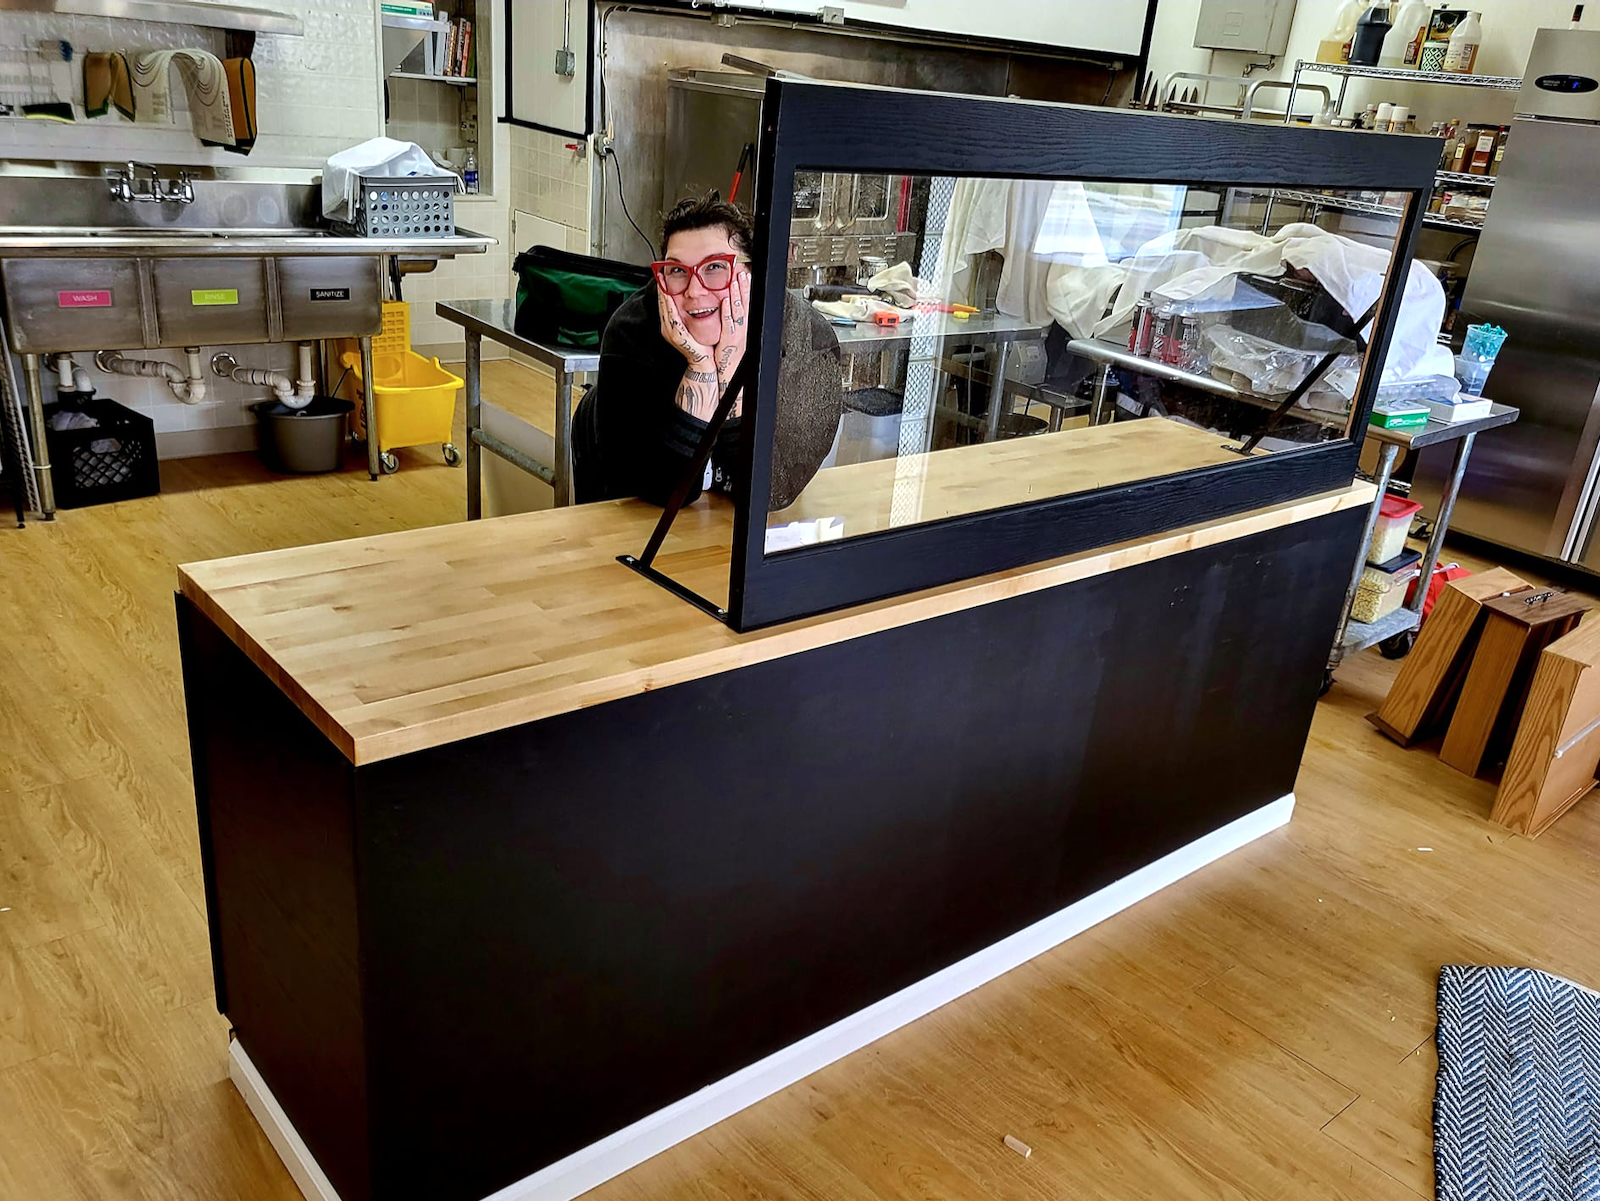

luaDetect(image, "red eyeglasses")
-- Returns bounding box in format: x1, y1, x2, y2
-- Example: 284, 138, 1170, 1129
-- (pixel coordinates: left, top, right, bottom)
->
651, 253, 744, 296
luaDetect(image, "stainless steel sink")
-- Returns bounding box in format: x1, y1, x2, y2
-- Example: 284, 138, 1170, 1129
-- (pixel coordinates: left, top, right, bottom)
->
0, 177, 493, 258
0, 175, 493, 352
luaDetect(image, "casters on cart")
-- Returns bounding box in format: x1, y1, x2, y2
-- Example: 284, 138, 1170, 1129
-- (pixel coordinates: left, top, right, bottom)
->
380, 452, 399, 475
1379, 630, 1416, 660
1319, 670, 1336, 698
443, 443, 462, 467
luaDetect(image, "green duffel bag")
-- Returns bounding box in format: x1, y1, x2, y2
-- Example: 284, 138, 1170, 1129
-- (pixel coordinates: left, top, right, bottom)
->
512, 245, 652, 349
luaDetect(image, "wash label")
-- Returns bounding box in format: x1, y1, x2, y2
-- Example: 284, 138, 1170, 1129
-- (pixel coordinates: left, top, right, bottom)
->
309, 287, 350, 301
58, 290, 112, 308
191, 288, 239, 306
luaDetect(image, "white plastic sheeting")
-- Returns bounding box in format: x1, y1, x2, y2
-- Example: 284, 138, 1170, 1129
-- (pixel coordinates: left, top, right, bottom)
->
1045, 217, 1454, 386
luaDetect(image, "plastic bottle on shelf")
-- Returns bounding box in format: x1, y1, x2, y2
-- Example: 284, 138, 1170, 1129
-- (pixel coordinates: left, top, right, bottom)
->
1349, 5, 1393, 67
1383, 1, 1430, 67
1444, 11, 1482, 73
463, 149, 479, 195
1318, 0, 1367, 63
1343, 1, 1374, 61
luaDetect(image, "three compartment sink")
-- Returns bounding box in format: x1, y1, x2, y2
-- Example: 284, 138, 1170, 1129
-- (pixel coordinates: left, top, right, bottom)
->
0, 177, 492, 354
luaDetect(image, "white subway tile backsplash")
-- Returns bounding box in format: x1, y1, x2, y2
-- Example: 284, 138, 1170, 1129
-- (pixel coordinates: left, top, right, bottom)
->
0, 0, 382, 168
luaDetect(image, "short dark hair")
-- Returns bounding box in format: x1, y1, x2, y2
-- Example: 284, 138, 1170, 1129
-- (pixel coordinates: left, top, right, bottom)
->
661, 191, 753, 257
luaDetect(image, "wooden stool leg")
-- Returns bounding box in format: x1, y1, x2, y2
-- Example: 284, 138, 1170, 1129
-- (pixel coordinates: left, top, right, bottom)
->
1441, 612, 1531, 777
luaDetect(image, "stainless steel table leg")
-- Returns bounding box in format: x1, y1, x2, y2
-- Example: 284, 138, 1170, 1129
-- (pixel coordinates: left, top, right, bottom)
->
1409, 431, 1476, 617
1331, 441, 1401, 663
360, 335, 379, 481
20, 353, 54, 519
465, 332, 482, 520
554, 367, 573, 506
1089, 363, 1112, 426
984, 341, 1012, 441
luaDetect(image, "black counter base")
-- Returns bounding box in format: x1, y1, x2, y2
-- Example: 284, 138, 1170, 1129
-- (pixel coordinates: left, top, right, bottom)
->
179, 506, 1361, 1201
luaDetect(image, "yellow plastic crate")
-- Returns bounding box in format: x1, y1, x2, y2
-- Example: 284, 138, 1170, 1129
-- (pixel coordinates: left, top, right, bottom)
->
373, 300, 412, 357
341, 348, 462, 463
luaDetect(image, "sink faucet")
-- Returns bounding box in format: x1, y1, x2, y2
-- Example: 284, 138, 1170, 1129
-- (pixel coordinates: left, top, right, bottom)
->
108, 161, 196, 205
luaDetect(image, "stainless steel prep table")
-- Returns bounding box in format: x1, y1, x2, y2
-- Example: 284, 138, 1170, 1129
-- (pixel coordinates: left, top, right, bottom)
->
1061, 337, 1521, 679
439, 300, 1048, 514
1331, 402, 1521, 677
834, 310, 1051, 444
437, 299, 599, 516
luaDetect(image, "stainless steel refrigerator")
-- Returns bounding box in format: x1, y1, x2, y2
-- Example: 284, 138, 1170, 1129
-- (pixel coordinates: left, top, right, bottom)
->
1416, 28, 1600, 569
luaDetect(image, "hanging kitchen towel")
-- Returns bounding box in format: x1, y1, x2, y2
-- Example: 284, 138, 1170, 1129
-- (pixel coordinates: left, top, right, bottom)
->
130, 49, 235, 146
22, 39, 74, 122
173, 50, 235, 146
83, 51, 134, 119
129, 49, 174, 122
222, 56, 255, 155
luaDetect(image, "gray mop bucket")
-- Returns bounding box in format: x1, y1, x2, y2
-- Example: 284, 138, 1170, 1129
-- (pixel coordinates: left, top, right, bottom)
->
251, 397, 355, 474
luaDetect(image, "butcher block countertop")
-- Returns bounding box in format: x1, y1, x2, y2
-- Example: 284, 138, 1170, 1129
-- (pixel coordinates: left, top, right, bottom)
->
178, 481, 1375, 766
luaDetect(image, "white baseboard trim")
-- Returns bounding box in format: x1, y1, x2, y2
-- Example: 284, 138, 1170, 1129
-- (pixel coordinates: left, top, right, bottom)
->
230, 1041, 342, 1201
234, 793, 1296, 1201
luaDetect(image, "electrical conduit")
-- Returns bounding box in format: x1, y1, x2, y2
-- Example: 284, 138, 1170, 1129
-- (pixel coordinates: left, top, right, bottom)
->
95, 348, 208, 405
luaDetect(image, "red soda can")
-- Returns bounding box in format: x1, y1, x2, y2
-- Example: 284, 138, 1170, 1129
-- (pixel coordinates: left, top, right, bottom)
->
1130, 294, 1155, 355
1150, 305, 1176, 363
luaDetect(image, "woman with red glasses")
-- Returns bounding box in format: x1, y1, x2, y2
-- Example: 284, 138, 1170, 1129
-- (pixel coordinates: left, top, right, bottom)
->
572, 193, 842, 508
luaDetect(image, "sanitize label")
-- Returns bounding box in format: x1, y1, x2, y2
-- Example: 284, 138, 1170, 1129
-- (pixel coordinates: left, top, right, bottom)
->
58, 290, 112, 307
309, 287, 350, 301
191, 288, 239, 306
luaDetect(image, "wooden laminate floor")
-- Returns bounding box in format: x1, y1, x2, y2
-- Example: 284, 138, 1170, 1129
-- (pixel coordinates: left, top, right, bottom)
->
3, 374, 1600, 1199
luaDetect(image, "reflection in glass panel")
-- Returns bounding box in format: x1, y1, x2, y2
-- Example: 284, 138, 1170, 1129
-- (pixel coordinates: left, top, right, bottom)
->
768, 173, 1426, 555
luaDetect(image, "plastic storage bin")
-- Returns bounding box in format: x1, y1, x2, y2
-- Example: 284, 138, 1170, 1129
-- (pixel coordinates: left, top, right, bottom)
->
1352, 562, 1422, 624
44, 397, 160, 509
252, 397, 356, 474
1367, 494, 1423, 564
343, 348, 463, 473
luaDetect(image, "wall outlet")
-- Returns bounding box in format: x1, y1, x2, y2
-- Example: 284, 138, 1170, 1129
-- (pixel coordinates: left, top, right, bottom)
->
554, 47, 576, 76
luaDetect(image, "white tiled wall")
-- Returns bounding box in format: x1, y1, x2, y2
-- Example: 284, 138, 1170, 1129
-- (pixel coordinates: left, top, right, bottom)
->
68, 341, 300, 458
508, 124, 591, 242
0, 0, 382, 168
403, 122, 596, 363
401, 118, 513, 360
385, 76, 467, 168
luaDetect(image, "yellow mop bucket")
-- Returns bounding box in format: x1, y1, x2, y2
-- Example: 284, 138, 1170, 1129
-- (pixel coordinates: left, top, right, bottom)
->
342, 348, 463, 473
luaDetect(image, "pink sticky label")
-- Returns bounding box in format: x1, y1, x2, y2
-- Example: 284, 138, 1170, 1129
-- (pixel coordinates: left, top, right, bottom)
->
58, 290, 112, 308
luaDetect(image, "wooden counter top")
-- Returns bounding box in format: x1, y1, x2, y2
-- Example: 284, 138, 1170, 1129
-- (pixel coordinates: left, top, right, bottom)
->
773, 419, 1248, 535
179, 478, 1375, 766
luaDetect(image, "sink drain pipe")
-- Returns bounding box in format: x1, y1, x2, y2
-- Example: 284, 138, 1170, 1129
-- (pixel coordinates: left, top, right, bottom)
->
95, 348, 208, 405
210, 344, 316, 410
46, 353, 93, 394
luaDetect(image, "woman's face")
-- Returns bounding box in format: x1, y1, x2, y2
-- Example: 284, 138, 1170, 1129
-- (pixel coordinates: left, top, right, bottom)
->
663, 224, 740, 348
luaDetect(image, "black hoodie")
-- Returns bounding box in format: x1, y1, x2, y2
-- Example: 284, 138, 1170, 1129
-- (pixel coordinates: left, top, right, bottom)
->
572, 285, 843, 509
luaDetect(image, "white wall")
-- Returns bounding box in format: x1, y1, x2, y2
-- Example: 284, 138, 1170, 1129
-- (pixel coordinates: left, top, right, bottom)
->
1146, 0, 1582, 125
507, 0, 589, 134
0, 1, 382, 168
755, 0, 1152, 56
396, 0, 518, 361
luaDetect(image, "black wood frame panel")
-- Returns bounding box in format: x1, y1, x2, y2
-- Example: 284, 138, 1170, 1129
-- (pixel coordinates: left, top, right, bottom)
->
178, 597, 374, 1201
183, 507, 1361, 1201
717, 77, 1433, 630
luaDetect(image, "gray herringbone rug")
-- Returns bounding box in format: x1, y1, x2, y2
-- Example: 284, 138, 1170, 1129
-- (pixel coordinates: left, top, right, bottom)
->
1436, 965, 1600, 1201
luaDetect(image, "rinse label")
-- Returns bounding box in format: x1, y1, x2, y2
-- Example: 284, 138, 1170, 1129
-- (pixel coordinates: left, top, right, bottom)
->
309, 287, 350, 301
191, 288, 240, 306
58, 290, 112, 308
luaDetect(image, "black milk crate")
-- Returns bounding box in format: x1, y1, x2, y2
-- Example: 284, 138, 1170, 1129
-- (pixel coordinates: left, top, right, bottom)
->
45, 398, 160, 509
350, 175, 457, 238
